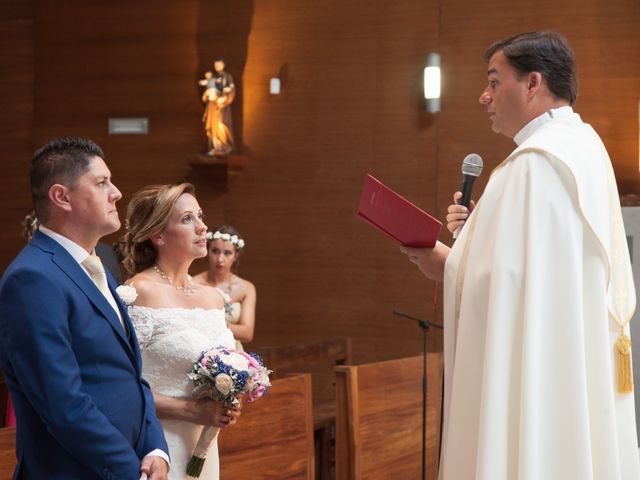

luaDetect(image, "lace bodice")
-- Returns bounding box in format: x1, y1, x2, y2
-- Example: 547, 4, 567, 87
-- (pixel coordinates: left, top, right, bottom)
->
128, 306, 235, 398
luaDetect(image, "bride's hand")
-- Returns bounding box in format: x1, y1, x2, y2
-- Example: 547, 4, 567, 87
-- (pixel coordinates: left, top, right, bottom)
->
189, 398, 241, 427
152, 393, 243, 427
219, 401, 242, 427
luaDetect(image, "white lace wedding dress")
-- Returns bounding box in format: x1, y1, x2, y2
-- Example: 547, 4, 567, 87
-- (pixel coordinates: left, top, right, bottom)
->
129, 305, 235, 480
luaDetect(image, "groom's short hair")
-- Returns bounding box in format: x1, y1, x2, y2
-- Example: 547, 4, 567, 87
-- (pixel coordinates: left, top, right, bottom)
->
30, 137, 105, 222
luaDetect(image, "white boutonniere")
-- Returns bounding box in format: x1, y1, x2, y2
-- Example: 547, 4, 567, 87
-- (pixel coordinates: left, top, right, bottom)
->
116, 285, 138, 305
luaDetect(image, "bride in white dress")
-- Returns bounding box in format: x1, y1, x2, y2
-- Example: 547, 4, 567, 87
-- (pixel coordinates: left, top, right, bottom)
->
119, 183, 240, 480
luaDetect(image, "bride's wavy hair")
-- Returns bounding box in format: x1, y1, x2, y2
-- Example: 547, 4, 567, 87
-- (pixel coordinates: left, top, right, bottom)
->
120, 183, 196, 277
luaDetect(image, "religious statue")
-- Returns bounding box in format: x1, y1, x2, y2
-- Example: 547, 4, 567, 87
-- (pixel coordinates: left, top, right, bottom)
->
199, 57, 236, 156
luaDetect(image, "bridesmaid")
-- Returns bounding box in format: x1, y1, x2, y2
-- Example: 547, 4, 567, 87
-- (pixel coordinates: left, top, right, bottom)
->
193, 225, 256, 351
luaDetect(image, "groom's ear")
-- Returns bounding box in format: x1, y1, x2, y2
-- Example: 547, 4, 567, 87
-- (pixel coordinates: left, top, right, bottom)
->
48, 184, 72, 212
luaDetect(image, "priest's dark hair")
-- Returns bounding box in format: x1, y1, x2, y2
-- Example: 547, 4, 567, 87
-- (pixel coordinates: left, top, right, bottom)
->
484, 31, 578, 106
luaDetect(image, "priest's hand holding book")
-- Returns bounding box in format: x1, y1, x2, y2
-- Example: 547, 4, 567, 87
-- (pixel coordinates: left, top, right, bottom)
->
356, 174, 450, 281
400, 242, 450, 282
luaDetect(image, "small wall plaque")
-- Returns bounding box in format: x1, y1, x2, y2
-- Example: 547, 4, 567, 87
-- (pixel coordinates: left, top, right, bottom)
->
108, 117, 149, 135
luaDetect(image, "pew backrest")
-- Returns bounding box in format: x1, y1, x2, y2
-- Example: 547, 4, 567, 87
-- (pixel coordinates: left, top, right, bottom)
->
334, 354, 443, 480
255, 337, 351, 420
218, 373, 315, 479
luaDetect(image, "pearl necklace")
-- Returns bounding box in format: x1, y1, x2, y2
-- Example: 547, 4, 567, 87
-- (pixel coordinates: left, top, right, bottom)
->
153, 265, 196, 296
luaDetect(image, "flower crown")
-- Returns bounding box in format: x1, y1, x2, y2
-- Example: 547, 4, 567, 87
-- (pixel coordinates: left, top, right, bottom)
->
206, 230, 245, 249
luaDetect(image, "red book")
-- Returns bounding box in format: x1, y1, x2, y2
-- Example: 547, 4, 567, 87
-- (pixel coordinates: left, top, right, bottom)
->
357, 174, 442, 248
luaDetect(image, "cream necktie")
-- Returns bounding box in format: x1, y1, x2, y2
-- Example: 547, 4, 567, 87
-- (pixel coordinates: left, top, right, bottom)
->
82, 254, 109, 294
82, 254, 125, 330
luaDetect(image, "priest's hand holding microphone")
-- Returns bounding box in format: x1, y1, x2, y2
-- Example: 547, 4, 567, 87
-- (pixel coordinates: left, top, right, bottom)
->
400, 153, 483, 280
447, 153, 483, 237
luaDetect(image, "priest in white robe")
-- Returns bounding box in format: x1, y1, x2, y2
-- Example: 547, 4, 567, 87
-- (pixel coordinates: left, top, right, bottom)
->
402, 31, 640, 480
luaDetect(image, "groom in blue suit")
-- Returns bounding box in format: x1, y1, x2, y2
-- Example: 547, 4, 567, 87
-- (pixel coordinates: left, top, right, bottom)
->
0, 138, 169, 479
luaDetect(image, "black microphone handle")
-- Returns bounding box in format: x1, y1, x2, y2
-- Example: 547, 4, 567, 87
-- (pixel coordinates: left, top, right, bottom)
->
459, 174, 477, 208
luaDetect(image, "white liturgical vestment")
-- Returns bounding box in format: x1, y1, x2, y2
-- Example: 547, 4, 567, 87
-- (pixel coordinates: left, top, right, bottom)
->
440, 107, 640, 479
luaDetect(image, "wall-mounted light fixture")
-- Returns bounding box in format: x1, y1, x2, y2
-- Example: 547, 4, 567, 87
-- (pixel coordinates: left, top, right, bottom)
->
424, 53, 441, 113
270, 77, 281, 95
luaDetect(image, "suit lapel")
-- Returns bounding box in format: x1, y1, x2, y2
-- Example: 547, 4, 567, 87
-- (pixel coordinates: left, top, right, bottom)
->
108, 275, 144, 371
32, 232, 135, 360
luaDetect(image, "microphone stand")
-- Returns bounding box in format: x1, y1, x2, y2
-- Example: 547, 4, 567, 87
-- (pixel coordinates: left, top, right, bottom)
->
393, 310, 443, 480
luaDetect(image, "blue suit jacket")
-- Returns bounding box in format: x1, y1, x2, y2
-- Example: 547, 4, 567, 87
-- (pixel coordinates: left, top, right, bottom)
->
0, 231, 168, 479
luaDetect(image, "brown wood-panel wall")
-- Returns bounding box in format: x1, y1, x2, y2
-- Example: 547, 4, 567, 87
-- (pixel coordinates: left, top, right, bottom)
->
0, 0, 638, 364
0, 0, 34, 267
230, 0, 442, 362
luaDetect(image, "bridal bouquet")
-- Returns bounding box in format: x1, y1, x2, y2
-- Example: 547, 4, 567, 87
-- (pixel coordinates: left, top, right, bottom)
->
186, 347, 271, 477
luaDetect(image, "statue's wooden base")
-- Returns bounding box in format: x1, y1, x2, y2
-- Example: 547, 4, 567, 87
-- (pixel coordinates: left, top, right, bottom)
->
186, 153, 248, 194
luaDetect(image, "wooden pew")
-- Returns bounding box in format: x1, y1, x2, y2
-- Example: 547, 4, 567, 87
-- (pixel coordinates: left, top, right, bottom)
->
334, 354, 444, 480
256, 337, 352, 373
218, 373, 314, 479
0, 427, 16, 479
254, 337, 352, 427
255, 337, 352, 479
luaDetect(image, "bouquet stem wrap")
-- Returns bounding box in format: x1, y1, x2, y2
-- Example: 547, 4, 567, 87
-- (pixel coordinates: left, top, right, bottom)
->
186, 425, 220, 478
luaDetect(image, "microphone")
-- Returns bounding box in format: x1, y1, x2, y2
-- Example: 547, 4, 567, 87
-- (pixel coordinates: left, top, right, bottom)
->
453, 153, 483, 238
